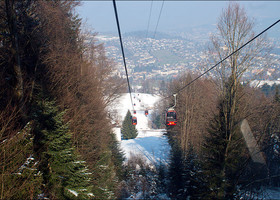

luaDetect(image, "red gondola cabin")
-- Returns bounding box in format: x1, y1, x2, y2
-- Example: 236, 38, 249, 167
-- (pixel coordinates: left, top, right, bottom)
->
145, 110, 148, 116
132, 117, 137, 125
166, 109, 177, 126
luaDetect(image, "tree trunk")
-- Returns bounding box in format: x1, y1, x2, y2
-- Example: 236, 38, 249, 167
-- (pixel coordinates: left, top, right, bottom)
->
5, 0, 24, 103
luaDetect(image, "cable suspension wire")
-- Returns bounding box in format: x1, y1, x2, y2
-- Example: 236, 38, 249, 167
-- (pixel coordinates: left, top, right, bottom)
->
153, 0, 165, 39
145, 0, 153, 38
165, 19, 280, 99
147, 0, 164, 54
112, 0, 135, 111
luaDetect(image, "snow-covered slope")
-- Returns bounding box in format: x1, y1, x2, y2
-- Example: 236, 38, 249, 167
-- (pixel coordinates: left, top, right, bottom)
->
111, 93, 170, 165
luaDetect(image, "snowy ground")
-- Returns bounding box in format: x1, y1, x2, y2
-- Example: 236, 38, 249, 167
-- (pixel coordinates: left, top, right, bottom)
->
110, 93, 170, 166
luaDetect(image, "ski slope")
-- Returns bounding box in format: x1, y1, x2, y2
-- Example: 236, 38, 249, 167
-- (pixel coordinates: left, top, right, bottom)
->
111, 93, 170, 166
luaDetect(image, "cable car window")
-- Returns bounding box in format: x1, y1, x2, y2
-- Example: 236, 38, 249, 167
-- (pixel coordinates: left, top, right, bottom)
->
167, 111, 176, 119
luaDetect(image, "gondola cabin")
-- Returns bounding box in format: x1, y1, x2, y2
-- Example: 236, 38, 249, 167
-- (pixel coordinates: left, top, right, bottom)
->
132, 117, 137, 125
166, 109, 177, 126
145, 110, 148, 116
133, 110, 136, 114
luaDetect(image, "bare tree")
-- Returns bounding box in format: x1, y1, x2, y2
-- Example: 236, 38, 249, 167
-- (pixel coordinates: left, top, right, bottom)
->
201, 3, 272, 198
168, 72, 217, 153
83, 39, 126, 106
209, 2, 271, 94
207, 3, 271, 164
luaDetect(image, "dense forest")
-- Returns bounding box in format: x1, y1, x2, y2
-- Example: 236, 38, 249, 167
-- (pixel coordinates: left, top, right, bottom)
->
1, 1, 279, 200
0, 1, 125, 199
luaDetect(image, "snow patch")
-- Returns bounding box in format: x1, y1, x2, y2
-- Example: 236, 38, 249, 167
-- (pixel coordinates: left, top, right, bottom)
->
250, 80, 280, 88
67, 189, 78, 197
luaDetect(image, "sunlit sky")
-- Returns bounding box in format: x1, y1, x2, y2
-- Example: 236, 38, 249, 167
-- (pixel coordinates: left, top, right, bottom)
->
76, 1, 280, 36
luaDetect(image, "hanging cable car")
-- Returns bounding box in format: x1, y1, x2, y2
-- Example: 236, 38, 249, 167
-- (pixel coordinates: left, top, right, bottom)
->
132, 116, 137, 125
166, 109, 177, 126
145, 110, 148, 116
166, 94, 177, 126
133, 110, 136, 114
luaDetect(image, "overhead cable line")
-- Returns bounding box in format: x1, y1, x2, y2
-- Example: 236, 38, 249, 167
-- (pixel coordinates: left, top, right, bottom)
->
112, 0, 135, 111
153, 0, 165, 39
147, 1, 165, 54
145, 0, 153, 38
165, 19, 280, 99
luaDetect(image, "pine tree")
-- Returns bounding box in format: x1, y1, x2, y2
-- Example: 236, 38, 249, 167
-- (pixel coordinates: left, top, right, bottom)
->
109, 133, 125, 179
90, 150, 118, 199
121, 110, 138, 140
201, 90, 247, 199
155, 162, 167, 195
153, 114, 163, 129
183, 145, 205, 200
262, 85, 280, 187
168, 139, 186, 199
32, 97, 92, 199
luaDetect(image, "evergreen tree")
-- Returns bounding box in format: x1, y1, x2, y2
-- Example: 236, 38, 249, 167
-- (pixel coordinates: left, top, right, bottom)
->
183, 145, 205, 200
90, 149, 118, 199
168, 141, 204, 200
109, 133, 125, 179
153, 114, 163, 129
121, 110, 138, 140
262, 86, 280, 187
201, 88, 247, 199
32, 97, 92, 199
168, 139, 186, 199
155, 162, 167, 194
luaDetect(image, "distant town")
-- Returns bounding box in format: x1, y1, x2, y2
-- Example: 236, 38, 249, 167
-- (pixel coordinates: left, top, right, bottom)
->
86, 30, 280, 88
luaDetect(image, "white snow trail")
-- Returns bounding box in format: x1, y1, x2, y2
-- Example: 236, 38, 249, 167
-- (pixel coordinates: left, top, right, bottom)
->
110, 93, 170, 166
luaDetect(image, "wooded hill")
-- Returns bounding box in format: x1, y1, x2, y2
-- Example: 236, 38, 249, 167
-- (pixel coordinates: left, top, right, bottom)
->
0, 1, 125, 199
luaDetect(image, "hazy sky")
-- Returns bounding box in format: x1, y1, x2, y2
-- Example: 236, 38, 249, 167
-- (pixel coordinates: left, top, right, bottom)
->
76, 1, 280, 35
